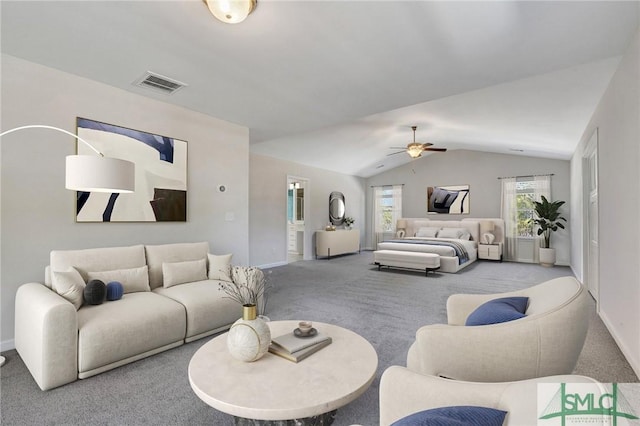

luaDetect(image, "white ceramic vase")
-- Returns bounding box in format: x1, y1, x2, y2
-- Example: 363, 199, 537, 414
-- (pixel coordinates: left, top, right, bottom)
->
227, 304, 271, 362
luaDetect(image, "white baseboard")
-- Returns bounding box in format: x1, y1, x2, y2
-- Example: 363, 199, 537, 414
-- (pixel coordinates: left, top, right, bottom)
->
257, 261, 288, 269
1, 339, 15, 352
599, 310, 640, 379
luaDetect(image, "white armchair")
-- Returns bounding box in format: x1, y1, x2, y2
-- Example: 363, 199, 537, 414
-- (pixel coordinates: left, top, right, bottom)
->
379, 366, 599, 426
407, 276, 589, 382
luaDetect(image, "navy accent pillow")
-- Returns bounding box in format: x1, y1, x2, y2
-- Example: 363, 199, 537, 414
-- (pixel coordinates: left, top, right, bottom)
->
391, 406, 507, 426
465, 296, 529, 326
106, 281, 124, 301
84, 279, 106, 305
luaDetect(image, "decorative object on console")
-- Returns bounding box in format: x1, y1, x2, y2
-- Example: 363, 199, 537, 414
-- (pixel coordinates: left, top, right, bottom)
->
75, 117, 187, 223
329, 191, 345, 226
343, 216, 354, 230
0, 124, 135, 193
427, 185, 470, 214
396, 219, 407, 238
532, 196, 566, 267
203, 0, 257, 24
227, 304, 271, 362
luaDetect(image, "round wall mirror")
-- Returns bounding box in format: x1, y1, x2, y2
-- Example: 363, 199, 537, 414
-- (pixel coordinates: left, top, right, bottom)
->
329, 191, 345, 225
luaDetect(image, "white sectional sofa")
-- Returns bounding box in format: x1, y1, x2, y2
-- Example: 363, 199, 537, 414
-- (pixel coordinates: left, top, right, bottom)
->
14, 242, 260, 391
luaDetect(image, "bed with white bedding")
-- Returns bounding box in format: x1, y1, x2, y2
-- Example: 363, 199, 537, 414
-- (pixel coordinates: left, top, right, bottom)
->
377, 219, 481, 273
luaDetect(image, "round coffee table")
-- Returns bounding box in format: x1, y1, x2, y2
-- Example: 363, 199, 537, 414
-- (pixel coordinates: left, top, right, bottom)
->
189, 320, 378, 424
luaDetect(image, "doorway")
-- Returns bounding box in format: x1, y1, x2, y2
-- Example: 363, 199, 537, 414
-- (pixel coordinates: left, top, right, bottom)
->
287, 176, 308, 263
584, 129, 599, 304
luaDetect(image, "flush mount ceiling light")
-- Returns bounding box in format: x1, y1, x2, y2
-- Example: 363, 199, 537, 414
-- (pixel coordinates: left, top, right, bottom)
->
204, 0, 257, 24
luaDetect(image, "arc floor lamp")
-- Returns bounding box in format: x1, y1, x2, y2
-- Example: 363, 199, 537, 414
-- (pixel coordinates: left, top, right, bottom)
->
0, 124, 136, 366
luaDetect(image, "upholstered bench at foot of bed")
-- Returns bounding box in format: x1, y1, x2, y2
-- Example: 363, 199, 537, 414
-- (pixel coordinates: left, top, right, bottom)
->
374, 250, 440, 276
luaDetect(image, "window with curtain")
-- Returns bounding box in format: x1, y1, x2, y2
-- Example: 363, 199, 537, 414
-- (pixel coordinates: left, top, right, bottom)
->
372, 185, 402, 249
501, 175, 550, 262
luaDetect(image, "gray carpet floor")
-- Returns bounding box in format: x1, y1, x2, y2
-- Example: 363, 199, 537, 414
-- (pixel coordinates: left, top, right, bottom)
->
1, 253, 637, 425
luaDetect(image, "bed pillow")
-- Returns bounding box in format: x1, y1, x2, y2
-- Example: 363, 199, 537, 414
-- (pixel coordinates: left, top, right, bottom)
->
458, 230, 472, 240
466, 297, 529, 326
415, 227, 439, 238
208, 253, 233, 282
52, 267, 86, 310
437, 227, 465, 239
87, 266, 150, 294
162, 258, 208, 288
391, 406, 507, 426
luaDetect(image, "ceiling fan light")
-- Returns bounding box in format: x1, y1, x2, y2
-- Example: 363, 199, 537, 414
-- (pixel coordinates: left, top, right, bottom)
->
407, 143, 423, 158
205, 0, 257, 24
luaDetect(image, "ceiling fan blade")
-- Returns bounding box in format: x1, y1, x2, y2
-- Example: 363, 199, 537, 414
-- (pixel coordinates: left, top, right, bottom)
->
387, 151, 406, 156
424, 147, 447, 152
421, 143, 433, 147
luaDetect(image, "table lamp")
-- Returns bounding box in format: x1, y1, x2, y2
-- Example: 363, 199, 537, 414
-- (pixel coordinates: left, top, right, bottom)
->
396, 219, 407, 238
481, 220, 496, 244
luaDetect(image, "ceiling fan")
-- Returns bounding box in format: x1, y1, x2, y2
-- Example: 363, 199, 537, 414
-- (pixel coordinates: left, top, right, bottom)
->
388, 126, 447, 158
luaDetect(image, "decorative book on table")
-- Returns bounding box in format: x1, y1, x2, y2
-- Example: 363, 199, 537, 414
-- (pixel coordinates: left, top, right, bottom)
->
269, 332, 332, 363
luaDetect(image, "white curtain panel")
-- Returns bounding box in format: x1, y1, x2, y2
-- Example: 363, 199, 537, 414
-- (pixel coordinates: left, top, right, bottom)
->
500, 178, 518, 261
532, 175, 552, 262
372, 185, 403, 250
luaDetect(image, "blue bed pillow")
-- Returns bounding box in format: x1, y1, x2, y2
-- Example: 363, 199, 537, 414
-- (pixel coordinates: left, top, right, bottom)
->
391, 405, 507, 426
465, 296, 529, 326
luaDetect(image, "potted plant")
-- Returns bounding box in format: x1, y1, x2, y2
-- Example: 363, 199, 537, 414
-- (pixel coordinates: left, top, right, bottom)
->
532, 195, 566, 267
343, 217, 355, 230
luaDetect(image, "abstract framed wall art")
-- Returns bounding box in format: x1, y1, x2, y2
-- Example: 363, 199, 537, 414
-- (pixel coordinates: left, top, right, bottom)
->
76, 117, 187, 222
427, 185, 470, 215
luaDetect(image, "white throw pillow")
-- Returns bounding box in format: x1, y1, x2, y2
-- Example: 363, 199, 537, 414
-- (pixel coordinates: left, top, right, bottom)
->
52, 267, 85, 310
415, 227, 439, 238
208, 253, 233, 282
86, 266, 150, 293
437, 227, 465, 239
162, 258, 208, 288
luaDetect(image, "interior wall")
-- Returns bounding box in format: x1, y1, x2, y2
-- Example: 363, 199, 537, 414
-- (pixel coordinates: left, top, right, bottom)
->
0, 55, 250, 350
570, 26, 640, 376
365, 150, 571, 264
249, 153, 366, 267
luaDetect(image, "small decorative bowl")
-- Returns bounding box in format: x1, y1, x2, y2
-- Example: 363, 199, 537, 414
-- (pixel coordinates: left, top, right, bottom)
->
298, 321, 313, 335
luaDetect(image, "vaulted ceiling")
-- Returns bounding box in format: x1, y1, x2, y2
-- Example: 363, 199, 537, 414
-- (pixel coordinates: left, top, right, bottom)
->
2, 1, 638, 177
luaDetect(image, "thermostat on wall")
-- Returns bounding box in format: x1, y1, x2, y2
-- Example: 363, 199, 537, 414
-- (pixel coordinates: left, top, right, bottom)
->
218, 185, 227, 193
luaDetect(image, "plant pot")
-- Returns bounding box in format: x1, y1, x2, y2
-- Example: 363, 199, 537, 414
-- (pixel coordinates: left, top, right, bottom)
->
539, 248, 556, 267
227, 304, 271, 362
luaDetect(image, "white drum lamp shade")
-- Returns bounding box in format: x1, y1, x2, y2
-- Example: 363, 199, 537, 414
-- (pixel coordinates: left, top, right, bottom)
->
66, 155, 135, 193
1, 125, 135, 193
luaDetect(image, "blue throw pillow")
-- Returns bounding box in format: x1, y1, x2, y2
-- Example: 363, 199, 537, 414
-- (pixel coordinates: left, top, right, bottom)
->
465, 296, 529, 326
84, 279, 106, 305
106, 281, 124, 301
391, 406, 507, 426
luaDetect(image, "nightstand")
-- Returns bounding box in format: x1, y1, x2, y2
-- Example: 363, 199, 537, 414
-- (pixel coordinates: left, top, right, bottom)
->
478, 243, 502, 261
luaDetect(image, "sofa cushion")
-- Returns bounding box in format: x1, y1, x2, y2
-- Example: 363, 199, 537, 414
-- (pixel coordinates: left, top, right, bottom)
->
50, 245, 146, 282
52, 267, 85, 310
154, 279, 240, 339
391, 406, 507, 426
77, 292, 186, 373
87, 266, 150, 293
106, 282, 124, 301
84, 280, 106, 305
145, 242, 209, 290
465, 297, 529, 326
162, 259, 208, 288
207, 253, 232, 282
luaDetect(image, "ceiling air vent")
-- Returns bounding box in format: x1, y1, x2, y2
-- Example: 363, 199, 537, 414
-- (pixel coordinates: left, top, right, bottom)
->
134, 71, 187, 95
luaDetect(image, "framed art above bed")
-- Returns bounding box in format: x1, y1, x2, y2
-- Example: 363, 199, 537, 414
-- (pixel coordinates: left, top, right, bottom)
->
427, 185, 470, 214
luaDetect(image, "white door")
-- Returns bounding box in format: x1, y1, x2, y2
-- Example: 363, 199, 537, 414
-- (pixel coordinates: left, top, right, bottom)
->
588, 189, 599, 301
585, 130, 599, 302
